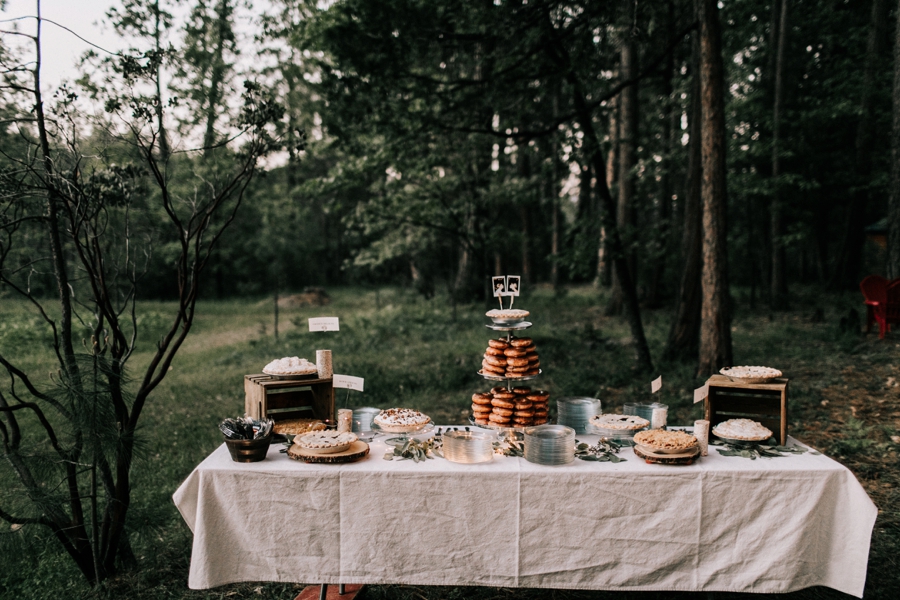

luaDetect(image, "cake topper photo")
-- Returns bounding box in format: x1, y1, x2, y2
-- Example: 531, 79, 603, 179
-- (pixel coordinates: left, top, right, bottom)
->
491, 275, 521, 309
492, 276, 506, 297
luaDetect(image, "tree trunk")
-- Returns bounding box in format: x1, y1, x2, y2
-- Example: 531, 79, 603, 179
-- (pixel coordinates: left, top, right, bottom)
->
596, 92, 619, 288
550, 88, 562, 290
770, 0, 789, 309
606, 34, 638, 315
647, 2, 676, 308
697, 0, 733, 376
889, 0, 900, 279
832, 0, 889, 288
153, 1, 170, 162
664, 30, 703, 361
203, 0, 232, 154
544, 17, 653, 372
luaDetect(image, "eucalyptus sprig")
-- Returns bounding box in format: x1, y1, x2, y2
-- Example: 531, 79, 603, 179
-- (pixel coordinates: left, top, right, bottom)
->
383, 438, 441, 462
575, 438, 626, 463
711, 439, 820, 460
493, 436, 524, 457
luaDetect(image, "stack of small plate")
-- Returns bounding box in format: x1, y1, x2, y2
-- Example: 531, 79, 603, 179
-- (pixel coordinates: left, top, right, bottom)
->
443, 430, 495, 464
556, 397, 602, 434
352, 407, 381, 433
524, 424, 576, 465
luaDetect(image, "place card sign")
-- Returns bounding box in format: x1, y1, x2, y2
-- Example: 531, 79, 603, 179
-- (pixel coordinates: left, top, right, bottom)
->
693, 384, 709, 404
332, 374, 364, 392
308, 317, 339, 332
651, 376, 662, 394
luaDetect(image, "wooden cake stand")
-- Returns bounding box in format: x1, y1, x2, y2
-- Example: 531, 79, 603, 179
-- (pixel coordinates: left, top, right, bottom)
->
287, 440, 370, 464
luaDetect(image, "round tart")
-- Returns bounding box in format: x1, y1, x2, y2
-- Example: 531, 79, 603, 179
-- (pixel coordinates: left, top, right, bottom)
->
712, 418, 773, 442
485, 309, 530, 323
263, 356, 318, 377
589, 414, 650, 431
719, 366, 782, 384
373, 408, 431, 433
294, 431, 358, 454
634, 429, 698, 454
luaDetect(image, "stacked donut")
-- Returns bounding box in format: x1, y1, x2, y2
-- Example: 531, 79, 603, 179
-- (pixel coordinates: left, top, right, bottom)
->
472, 387, 550, 427
481, 337, 540, 378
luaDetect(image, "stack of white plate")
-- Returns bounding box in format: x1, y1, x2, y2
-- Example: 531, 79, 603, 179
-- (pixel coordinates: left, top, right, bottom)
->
556, 397, 601, 434
443, 430, 494, 464
352, 407, 381, 433
524, 424, 575, 465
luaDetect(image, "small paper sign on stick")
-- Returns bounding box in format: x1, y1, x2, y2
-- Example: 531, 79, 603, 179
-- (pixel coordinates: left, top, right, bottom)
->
332, 374, 364, 392
693, 384, 709, 404
651, 376, 662, 394
308, 317, 339, 332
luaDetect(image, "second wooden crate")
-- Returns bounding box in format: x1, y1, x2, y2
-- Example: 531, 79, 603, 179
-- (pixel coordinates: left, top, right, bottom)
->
704, 374, 788, 445
244, 374, 335, 424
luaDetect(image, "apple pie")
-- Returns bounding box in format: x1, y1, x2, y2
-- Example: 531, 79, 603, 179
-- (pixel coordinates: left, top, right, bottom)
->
634, 429, 698, 452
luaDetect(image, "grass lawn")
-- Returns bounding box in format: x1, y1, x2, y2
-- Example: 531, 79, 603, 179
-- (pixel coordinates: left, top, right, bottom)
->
0, 285, 897, 599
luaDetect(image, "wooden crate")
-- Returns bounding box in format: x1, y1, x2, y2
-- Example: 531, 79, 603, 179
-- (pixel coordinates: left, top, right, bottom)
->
704, 374, 788, 445
244, 374, 335, 424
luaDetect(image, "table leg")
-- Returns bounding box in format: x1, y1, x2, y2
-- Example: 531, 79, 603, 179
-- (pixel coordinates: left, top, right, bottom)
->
319, 584, 327, 600
339, 584, 345, 595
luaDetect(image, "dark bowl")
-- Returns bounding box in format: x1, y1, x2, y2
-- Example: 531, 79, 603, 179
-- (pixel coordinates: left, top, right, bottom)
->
224, 434, 273, 463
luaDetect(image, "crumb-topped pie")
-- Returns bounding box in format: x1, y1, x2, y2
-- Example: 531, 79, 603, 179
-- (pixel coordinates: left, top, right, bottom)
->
712, 418, 773, 442
263, 356, 318, 377
373, 408, 431, 432
719, 366, 782, 383
590, 414, 650, 431
634, 429, 698, 453
272, 418, 326, 435
294, 430, 358, 454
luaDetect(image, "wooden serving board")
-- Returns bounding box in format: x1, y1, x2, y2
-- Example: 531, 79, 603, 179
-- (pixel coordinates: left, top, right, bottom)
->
634, 445, 699, 465
287, 440, 370, 464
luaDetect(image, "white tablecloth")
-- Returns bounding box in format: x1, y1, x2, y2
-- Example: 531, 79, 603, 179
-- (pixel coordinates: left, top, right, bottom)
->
173, 433, 876, 597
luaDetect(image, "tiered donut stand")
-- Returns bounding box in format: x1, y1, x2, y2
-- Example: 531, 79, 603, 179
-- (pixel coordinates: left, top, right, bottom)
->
478, 317, 541, 389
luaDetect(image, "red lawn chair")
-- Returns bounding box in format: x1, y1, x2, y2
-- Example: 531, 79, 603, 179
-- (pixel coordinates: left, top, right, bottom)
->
860, 275, 900, 338
860, 275, 888, 334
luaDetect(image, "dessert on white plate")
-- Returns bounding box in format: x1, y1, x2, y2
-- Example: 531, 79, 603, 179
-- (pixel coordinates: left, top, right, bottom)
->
589, 414, 650, 431
712, 418, 773, 442
373, 408, 431, 433
263, 356, 318, 377
720, 365, 782, 384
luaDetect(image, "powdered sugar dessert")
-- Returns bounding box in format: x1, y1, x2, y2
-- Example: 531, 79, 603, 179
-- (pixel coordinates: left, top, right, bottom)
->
373, 408, 431, 433
720, 366, 782, 383
712, 418, 773, 442
263, 356, 318, 377
590, 414, 650, 431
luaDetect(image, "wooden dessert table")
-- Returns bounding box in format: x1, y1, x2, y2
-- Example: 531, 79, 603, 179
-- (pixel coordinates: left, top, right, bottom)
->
173, 431, 875, 598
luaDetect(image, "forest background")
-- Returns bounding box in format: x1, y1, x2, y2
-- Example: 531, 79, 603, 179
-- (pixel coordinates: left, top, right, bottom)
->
1, 0, 900, 598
